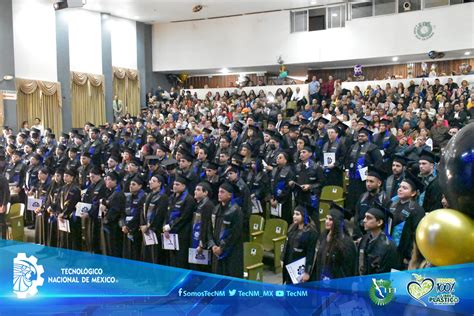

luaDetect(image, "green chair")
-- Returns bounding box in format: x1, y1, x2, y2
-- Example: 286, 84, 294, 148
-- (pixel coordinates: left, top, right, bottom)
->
243, 242, 264, 282
319, 186, 345, 232
249, 215, 265, 244
7, 203, 25, 242
262, 219, 288, 273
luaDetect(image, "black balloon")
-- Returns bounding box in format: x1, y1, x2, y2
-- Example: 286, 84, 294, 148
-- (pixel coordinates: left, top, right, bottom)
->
438, 122, 474, 217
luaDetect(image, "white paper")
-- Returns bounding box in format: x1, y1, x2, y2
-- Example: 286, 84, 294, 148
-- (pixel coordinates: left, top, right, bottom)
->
188, 248, 210, 265
251, 196, 263, 214
380, 150, 385, 157
27, 197, 43, 211
323, 152, 336, 167
75, 202, 92, 217
270, 203, 282, 217
125, 216, 134, 223
143, 230, 159, 246
58, 219, 70, 233
359, 166, 368, 181
285, 257, 306, 284
161, 233, 180, 250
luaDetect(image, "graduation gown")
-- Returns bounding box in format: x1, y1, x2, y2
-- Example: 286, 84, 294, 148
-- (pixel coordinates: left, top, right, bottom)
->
57, 183, 82, 251
33, 178, 51, 245
45, 180, 62, 247
164, 190, 196, 269
294, 160, 324, 227
189, 197, 214, 272
102, 187, 126, 257
358, 232, 399, 275
270, 165, 295, 225
122, 189, 146, 261
141, 189, 168, 264
281, 224, 318, 284
208, 201, 243, 278
82, 178, 107, 253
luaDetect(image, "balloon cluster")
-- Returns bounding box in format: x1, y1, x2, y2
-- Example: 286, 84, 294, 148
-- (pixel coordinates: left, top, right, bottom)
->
416, 122, 474, 266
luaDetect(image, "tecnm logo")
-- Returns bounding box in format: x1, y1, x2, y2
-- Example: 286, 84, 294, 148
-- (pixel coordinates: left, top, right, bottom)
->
13, 253, 45, 299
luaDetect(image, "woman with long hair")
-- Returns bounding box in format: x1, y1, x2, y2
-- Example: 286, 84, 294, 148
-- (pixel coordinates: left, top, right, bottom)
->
312, 203, 356, 281
281, 206, 318, 284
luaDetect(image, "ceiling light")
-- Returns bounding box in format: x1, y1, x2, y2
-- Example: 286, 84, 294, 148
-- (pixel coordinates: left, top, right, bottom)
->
392, 56, 399, 62
464, 51, 471, 56
220, 68, 229, 74
331, 13, 338, 17
311, 0, 317, 4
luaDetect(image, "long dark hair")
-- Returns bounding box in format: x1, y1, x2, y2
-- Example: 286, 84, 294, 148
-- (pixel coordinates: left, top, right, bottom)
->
323, 214, 350, 265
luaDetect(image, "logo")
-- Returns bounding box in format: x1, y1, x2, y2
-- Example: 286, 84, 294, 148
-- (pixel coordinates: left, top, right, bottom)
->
178, 288, 183, 296
407, 274, 434, 307
369, 278, 396, 306
414, 22, 435, 40
228, 289, 237, 296
275, 290, 285, 297
408, 275, 459, 306
13, 253, 45, 299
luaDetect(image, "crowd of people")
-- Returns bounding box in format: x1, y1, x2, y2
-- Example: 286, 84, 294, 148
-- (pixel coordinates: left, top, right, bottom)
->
0, 73, 472, 284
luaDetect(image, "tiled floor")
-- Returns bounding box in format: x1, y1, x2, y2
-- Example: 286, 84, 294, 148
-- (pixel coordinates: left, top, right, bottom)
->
24, 228, 283, 285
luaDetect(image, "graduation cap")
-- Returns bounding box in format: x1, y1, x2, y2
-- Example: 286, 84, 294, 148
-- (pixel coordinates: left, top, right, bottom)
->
219, 123, 230, 131
270, 132, 282, 142
162, 158, 178, 170
300, 126, 312, 134
220, 134, 231, 143
81, 152, 91, 158
232, 124, 243, 133
267, 117, 277, 126
204, 161, 219, 170
61, 132, 70, 139
86, 122, 95, 127
337, 122, 349, 132
329, 202, 352, 221
90, 166, 103, 176
393, 154, 409, 166
366, 202, 393, 227
241, 142, 253, 152
248, 125, 260, 133
18, 132, 27, 139
64, 168, 77, 178
57, 144, 67, 152
109, 155, 121, 162
419, 149, 439, 164
196, 181, 213, 194
176, 127, 187, 135
202, 127, 213, 134
69, 147, 79, 153
145, 155, 160, 165
179, 149, 194, 162
123, 148, 135, 156
31, 153, 42, 161
12, 150, 23, 157
402, 171, 424, 192
31, 132, 40, 139
380, 118, 392, 126
358, 117, 370, 126
289, 123, 300, 132
227, 163, 243, 174
157, 143, 170, 153
358, 127, 373, 137
47, 133, 56, 139
74, 133, 84, 140
106, 170, 121, 182
367, 165, 387, 181
219, 180, 239, 194
31, 128, 41, 134
175, 174, 191, 186
281, 121, 291, 128
131, 175, 145, 186
317, 117, 329, 125
264, 129, 276, 137
231, 153, 244, 164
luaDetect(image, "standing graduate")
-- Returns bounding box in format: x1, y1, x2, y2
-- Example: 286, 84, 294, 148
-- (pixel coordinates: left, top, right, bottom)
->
33, 167, 51, 245
312, 203, 356, 281
141, 174, 168, 264
162, 175, 196, 269
389, 172, 425, 269
207, 181, 243, 278
189, 181, 215, 272
45, 169, 63, 247
281, 206, 318, 284
81, 167, 107, 253
321, 125, 346, 187
101, 171, 126, 258
57, 169, 82, 251
121, 176, 146, 261
269, 152, 295, 225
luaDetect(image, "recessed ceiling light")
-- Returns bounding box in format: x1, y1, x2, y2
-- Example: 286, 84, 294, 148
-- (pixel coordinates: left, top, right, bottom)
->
332, 13, 338, 17
392, 56, 399, 62
220, 68, 229, 74
464, 51, 471, 56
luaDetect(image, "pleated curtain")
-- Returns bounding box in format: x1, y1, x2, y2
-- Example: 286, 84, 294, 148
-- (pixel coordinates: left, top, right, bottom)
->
113, 67, 140, 116
16, 78, 63, 135
71, 71, 106, 128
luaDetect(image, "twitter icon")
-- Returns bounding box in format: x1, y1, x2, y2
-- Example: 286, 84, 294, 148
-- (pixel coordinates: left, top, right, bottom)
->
228, 289, 237, 296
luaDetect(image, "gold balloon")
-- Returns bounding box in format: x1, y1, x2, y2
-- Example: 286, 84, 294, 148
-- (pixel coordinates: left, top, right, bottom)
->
178, 73, 189, 83
416, 209, 474, 266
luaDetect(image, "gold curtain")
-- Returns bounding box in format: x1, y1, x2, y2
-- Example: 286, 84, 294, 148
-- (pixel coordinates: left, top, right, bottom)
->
71, 72, 106, 128
113, 67, 140, 116
16, 78, 62, 135
0, 92, 4, 127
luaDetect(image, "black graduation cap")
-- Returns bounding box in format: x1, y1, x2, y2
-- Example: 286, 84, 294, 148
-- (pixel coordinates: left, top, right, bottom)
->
289, 124, 300, 132
131, 175, 145, 186
81, 152, 91, 158
69, 147, 79, 153
267, 117, 277, 126
329, 202, 352, 221
317, 117, 329, 125
176, 127, 187, 135
248, 125, 260, 133
31, 128, 41, 134
402, 171, 425, 192
64, 168, 77, 178
48, 133, 56, 139
18, 132, 27, 139
196, 181, 213, 194
380, 118, 392, 126
358, 127, 373, 137
57, 144, 67, 152
90, 166, 103, 176
162, 158, 178, 170
179, 149, 194, 162
241, 142, 253, 151
271, 132, 282, 142
31, 132, 40, 139
227, 163, 243, 174
202, 127, 213, 134
366, 202, 393, 224
204, 161, 219, 170
175, 174, 190, 186
86, 122, 95, 127
419, 149, 439, 163
367, 165, 387, 181
300, 126, 312, 134
264, 129, 276, 137
232, 153, 244, 164
145, 155, 160, 165
281, 121, 291, 128
31, 153, 42, 161
219, 180, 239, 194
221, 134, 231, 142
393, 154, 409, 166
157, 143, 170, 153
61, 132, 70, 139
219, 123, 230, 131
106, 170, 121, 182
300, 118, 310, 126
109, 154, 121, 162
232, 124, 243, 133
12, 150, 23, 157
358, 117, 370, 126
123, 147, 135, 156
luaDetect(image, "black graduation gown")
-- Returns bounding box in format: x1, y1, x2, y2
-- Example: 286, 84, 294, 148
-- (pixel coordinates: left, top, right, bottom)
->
208, 201, 243, 278
189, 197, 214, 272
122, 189, 146, 261
141, 190, 168, 264
312, 233, 357, 281
45, 181, 62, 247
421, 175, 443, 212
389, 199, 425, 268
353, 190, 389, 240
294, 160, 324, 227
164, 190, 196, 269
281, 224, 319, 284
57, 183, 82, 251
0, 175, 10, 239
358, 232, 399, 275
321, 138, 346, 187
102, 187, 126, 258
270, 165, 295, 225
33, 178, 51, 245
82, 179, 107, 253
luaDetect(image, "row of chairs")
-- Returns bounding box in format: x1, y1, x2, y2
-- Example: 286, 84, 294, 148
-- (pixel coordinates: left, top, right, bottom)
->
244, 185, 345, 282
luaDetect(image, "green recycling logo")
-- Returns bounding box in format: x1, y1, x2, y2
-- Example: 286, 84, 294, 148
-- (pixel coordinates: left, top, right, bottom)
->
369, 278, 396, 306
414, 22, 434, 40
